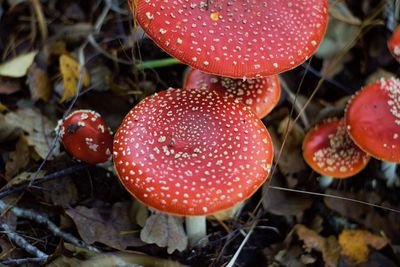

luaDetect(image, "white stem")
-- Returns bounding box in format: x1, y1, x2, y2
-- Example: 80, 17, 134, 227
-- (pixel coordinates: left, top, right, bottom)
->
318, 175, 333, 189
382, 162, 399, 187
185, 216, 207, 247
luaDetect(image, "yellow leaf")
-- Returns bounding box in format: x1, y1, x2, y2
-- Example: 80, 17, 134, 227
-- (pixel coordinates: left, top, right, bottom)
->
0, 51, 37, 78
339, 229, 389, 264
0, 101, 6, 111
59, 55, 90, 102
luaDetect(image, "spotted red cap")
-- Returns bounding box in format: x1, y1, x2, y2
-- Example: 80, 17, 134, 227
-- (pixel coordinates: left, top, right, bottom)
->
183, 68, 281, 118
345, 78, 400, 163
58, 110, 113, 164
388, 26, 400, 62
302, 118, 370, 178
131, 0, 328, 78
113, 88, 273, 215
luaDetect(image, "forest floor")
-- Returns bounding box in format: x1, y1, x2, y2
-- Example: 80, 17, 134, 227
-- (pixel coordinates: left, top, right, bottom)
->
0, 0, 399, 266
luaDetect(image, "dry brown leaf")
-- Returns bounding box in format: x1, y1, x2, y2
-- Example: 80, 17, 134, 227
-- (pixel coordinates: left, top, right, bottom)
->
262, 178, 312, 217
276, 116, 307, 175
4, 108, 60, 159
41, 178, 78, 207
66, 202, 143, 250
140, 212, 188, 254
339, 229, 389, 264
59, 55, 90, 102
294, 224, 340, 267
28, 62, 51, 102
0, 77, 20, 95
5, 134, 29, 180
6, 171, 45, 186
48, 243, 187, 267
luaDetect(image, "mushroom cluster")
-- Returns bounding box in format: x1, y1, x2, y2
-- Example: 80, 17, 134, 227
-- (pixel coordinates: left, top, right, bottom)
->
302, 77, 400, 186
121, 0, 329, 250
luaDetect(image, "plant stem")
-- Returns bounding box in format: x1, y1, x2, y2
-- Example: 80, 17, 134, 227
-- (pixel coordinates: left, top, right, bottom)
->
136, 58, 182, 70
318, 175, 333, 189
185, 216, 207, 247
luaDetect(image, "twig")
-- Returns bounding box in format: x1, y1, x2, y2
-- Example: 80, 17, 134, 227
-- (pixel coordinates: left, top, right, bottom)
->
0, 201, 99, 252
279, 77, 310, 129
30, 0, 48, 43
0, 164, 87, 200
1, 257, 48, 265
0, 223, 48, 259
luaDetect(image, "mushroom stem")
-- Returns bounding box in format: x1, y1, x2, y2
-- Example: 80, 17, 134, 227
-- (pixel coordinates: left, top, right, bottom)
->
382, 162, 399, 187
318, 175, 333, 189
185, 216, 207, 247
136, 57, 181, 70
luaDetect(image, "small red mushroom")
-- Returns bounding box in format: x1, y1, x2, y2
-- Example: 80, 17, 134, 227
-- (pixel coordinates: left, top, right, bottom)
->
113, 88, 274, 245
345, 78, 400, 163
58, 110, 113, 164
183, 68, 281, 118
130, 0, 328, 78
388, 26, 400, 62
303, 118, 370, 179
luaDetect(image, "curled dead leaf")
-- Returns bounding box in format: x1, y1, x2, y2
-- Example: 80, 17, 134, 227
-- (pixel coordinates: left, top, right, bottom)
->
140, 212, 188, 254
339, 229, 389, 264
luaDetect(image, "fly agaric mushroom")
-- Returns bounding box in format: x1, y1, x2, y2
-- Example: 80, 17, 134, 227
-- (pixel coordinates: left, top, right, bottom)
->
346, 78, 400, 186
303, 118, 370, 187
388, 26, 400, 63
113, 88, 273, 246
183, 68, 281, 118
58, 110, 113, 164
130, 0, 328, 78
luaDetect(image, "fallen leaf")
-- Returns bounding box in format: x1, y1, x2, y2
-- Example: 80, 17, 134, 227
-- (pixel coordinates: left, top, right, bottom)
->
315, 1, 360, 59
294, 224, 340, 267
6, 171, 46, 186
41, 177, 78, 207
0, 51, 37, 78
28, 62, 51, 102
0, 77, 20, 95
275, 116, 307, 175
0, 101, 6, 112
0, 114, 17, 142
339, 229, 389, 264
5, 134, 29, 180
4, 108, 60, 159
207, 202, 243, 221
66, 202, 143, 250
59, 55, 90, 102
48, 243, 187, 267
140, 212, 188, 254
262, 178, 312, 217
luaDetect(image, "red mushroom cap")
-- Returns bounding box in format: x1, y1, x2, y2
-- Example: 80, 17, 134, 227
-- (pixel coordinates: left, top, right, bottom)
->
345, 78, 400, 163
58, 110, 113, 164
388, 26, 400, 62
183, 68, 281, 118
302, 118, 370, 178
131, 0, 328, 78
113, 88, 273, 216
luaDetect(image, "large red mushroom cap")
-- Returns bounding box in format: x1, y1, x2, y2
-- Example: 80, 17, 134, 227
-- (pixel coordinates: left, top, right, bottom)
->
131, 0, 328, 78
183, 68, 281, 118
113, 88, 273, 216
58, 110, 113, 164
345, 78, 400, 163
388, 26, 400, 62
302, 118, 370, 178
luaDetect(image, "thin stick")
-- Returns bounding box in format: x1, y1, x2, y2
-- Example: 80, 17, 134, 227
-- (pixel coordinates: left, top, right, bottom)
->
0, 164, 87, 200
1, 257, 48, 265
268, 185, 400, 214
0, 223, 48, 259
0, 201, 99, 252
30, 0, 48, 43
